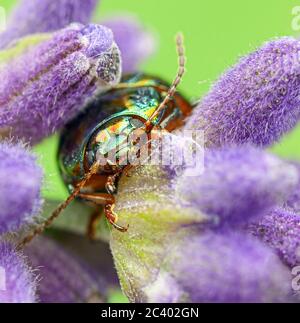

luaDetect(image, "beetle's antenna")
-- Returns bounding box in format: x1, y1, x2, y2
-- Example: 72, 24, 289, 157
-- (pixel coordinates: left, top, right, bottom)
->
16, 161, 100, 250
145, 33, 186, 133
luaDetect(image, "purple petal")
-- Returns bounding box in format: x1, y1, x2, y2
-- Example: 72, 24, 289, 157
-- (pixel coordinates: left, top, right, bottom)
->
0, 0, 98, 49
24, 235, 111, 303
0, 242, 37, 303
249, 207, 300, 268
175, 146, 298, 227
0, 23, 121, 144
186, 38, 300, 147
102, 16, 155, 73
0, 142, 43, 234
145, 232, 293, 303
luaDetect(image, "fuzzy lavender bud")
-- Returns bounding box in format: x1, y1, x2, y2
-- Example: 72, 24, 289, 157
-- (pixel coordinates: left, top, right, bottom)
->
144, 232, 293, 303
175, 146, 298, 227
186, 38, 300, 147
0, 142, 43, 234
0, 23, 121, 144
0, 0, 98, 49
249, 207, 300, 268
0, 242, 36, 303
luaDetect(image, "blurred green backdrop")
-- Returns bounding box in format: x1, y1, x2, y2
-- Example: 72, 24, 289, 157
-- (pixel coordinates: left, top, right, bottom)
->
1, 0, 300, 201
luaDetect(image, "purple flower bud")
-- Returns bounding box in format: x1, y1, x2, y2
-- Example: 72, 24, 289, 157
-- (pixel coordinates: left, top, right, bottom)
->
103, 16, 155, 73
249, 207, 300, 268
186, 38, 300, 147
25, 236, 109, 303
0, 142, 43, 234
0, 23, 121, 144
145, 232, 292, 303
175, 146, 298, 227
0, 0, 98, 49
0, 242, 37, 303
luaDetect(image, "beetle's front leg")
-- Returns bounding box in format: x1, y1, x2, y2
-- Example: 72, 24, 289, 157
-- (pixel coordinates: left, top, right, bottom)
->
78, 192, 128, 233
78, 192, 115, 205
106, 166, 134, 195
104, 204, 129, 232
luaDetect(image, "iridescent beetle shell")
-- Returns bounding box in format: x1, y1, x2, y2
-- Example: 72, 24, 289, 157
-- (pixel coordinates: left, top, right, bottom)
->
58, 73, 192, 194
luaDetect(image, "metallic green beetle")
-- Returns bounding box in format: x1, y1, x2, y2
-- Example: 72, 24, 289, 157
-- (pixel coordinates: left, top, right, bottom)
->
58, 72, 192, 236
18, 34, 192, 248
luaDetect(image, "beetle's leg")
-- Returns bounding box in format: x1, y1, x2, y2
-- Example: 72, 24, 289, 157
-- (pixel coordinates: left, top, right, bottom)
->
87, 209, 102, 241
105, 204, 129, 232
105, 173, 120, 194
122, 164, 134, 177
105, 163, 135, 194
78, 192, 115, 205
77, 192, 114, 239
78, 192, 128, 232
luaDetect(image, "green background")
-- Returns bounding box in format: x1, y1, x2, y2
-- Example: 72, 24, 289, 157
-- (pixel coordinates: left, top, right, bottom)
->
1, 0, 300, 200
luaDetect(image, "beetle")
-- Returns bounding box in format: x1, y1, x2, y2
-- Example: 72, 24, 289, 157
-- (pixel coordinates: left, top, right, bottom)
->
18, 33, 193, 248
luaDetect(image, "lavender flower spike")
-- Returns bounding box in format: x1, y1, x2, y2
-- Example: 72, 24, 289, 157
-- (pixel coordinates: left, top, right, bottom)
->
175, 146, 299, 227
145, 232, 292, 303
0, 242, 37, 303
25, 236, 109, 303
0, 142, 43, 234
103, 16, 155, 73
0, 23, 121, 144
249, 207, 300, 268
0, 0, 98, 49
186, 38, 300, 147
